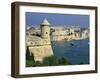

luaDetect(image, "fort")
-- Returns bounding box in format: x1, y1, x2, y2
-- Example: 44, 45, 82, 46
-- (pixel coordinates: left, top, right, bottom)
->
26, 19, 54, 62
26, 19, 89, 62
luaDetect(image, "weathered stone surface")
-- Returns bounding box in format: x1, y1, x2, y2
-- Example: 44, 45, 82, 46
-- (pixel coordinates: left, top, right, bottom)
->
29, 45, 53, 62
26, 19, 54, 62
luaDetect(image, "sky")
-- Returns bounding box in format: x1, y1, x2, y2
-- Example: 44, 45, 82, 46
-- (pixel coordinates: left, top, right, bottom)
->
26, 12, 90, 28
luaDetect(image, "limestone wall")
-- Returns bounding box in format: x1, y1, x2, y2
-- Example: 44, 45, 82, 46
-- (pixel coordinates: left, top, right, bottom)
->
41, 25, 50, 39
28, 45, 53, 62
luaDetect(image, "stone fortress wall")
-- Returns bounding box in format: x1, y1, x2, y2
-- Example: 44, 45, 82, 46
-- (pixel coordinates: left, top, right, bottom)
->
26, 19, 53, 62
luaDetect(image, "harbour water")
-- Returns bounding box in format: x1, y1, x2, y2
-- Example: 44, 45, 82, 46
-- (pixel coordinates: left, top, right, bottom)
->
51, 39, 89, 65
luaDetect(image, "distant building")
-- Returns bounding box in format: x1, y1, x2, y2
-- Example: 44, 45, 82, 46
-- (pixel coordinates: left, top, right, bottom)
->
51, 27, 89, 41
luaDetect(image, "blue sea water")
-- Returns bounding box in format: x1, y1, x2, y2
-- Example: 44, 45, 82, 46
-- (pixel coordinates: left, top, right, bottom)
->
51, 39, 89, 65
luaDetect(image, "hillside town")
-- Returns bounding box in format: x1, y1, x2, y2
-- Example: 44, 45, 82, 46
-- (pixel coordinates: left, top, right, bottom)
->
26, 24, 89, 42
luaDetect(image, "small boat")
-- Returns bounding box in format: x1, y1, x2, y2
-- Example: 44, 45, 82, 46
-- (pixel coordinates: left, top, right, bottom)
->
70, 43, 74, 46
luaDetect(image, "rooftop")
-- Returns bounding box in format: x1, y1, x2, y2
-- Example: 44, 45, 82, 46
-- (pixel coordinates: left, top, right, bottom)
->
41, 18, 50, 26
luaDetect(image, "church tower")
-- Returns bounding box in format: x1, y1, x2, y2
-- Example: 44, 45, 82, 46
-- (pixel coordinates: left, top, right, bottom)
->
40, 18, 50, 39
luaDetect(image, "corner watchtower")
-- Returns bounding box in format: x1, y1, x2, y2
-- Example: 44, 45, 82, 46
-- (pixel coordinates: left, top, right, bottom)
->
40, 18, 51, 39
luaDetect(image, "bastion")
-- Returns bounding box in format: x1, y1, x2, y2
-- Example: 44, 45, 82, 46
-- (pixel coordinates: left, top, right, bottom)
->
26, 19, 54, 62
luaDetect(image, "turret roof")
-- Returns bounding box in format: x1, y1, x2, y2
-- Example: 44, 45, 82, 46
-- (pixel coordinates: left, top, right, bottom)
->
41, 18, 50, 26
